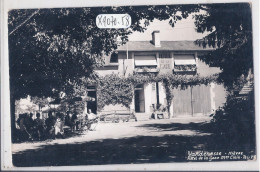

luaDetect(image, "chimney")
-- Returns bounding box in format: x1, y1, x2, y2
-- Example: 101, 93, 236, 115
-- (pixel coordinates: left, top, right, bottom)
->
152, 30, 160, 47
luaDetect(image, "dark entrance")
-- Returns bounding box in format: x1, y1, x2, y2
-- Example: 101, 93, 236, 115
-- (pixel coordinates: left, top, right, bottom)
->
134, 84, 145, 113
87, 86, 97, 114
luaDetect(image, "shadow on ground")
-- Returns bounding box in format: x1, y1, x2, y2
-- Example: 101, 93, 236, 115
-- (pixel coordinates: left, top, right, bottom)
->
12, 121, 255, 167
137, 121, 214, 133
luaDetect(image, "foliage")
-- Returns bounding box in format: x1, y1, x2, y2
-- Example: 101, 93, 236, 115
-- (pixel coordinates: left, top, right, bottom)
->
151, 104, 167, 113
194, 3, 255, 143
128, 73, 219, 89
31, 96, 49, 111
211, 91, 255, 148
58, 79, 88, 114
174, 64, 197, 72
163, 80, 174, 115
15, 99, 37, 114
96, 74, 134, 110
59, 100, 85, 115
134, 67, 159, 73
194, 3, 253, 92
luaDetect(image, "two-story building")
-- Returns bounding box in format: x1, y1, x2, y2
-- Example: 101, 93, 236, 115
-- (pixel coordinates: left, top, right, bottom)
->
92, 31, 226, 120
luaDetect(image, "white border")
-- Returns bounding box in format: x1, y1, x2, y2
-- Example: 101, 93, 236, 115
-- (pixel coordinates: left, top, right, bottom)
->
1, 0, 259, 171
1, 0, 12, 170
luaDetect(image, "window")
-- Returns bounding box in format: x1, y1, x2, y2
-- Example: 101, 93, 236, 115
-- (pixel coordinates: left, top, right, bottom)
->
174, 54, 196, 72
174, 54, 196, 65
134, 55, 157, 68
110, 52, 118, 63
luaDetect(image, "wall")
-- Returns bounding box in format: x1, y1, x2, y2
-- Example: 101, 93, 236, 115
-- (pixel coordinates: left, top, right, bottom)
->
196, 58, 222, 76
158, 82, 167, 106
212, 83, 227, 110
118, 52, 134, 76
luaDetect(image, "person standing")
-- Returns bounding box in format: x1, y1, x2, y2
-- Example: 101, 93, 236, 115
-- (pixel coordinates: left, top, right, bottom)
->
26, 113, 35, 136
86, 109, 98, 131
65, 111, 75, 132
45, 111, 56, 139
34, 113, 45, 140
54, 113, 64, 138
72, 112, 79, 131
17, 113, 33, 141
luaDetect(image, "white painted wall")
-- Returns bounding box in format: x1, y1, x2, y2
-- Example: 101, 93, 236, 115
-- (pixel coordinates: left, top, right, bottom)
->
139, 89, 145, 112
144, 83, 152, 115
158, 82, 167, 106
117, 52, 134, 76
151, 83, 157, 105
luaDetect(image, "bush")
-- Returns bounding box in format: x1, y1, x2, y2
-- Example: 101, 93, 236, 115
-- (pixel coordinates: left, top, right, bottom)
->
211, 91, 255, 149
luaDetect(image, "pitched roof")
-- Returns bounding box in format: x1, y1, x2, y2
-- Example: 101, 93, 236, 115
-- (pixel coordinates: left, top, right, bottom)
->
117, 41, 214, 52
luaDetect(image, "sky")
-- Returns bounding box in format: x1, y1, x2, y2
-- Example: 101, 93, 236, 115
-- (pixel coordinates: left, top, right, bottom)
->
128, 15, 209, 41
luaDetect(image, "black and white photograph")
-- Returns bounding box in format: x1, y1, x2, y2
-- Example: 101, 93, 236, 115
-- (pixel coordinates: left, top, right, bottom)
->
1, 0, 259, 170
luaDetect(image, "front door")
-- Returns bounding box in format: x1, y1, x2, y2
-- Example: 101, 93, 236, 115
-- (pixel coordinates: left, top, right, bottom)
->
134, 84, 145, 113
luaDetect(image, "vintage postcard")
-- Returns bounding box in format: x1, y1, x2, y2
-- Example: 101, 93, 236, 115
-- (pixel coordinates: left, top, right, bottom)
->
1, 0, 259, 171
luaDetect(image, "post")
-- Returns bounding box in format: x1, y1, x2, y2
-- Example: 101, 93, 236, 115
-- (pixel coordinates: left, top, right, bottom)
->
191, 86, 194, 117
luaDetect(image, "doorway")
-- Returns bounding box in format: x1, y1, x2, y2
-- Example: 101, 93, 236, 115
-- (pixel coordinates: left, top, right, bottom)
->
87, 86, 97, 114
134, 84, 145, 113
172, 85, 211, 117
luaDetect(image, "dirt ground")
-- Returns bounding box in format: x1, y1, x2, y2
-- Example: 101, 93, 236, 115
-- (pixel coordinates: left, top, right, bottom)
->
12, 116, 248, 167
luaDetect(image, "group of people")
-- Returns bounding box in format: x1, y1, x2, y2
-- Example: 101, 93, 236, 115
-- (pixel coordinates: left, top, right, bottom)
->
16, 109, 98, 142
65, 109, 98, 132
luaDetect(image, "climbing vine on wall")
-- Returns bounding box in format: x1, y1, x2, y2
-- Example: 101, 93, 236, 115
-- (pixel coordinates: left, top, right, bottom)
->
94, 73, 219, 111
96, 74, 134, 110
163, 79, 174, 116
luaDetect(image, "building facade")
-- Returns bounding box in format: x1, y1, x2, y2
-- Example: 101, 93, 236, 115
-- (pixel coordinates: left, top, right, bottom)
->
94, 31, 226, 120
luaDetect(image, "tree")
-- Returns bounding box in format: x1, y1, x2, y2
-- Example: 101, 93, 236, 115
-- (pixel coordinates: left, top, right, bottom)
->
194, 3, 253, 92
193, 3, 255, 150
31, 96, 49, 111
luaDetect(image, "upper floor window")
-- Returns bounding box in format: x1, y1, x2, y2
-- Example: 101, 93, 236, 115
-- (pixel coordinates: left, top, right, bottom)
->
134, 55, 157, 68
110, 52, 118, 63
174, 54, 196, 72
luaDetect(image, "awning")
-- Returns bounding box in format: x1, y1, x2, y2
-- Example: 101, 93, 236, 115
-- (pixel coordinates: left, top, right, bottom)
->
135, 55, 157, 66
174, 54, 196, 65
